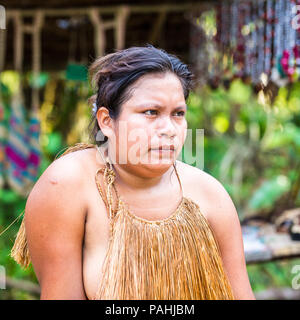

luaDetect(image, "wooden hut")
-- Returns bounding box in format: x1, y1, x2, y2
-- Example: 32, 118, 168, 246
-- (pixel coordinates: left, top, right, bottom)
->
0, 0, 212, 71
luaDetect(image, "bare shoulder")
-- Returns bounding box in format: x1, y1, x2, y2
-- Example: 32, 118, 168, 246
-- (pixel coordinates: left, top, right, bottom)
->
25, 148, 93, 221
175, 160, 237, 222
175, 159, 230, 199
33, 147, 96, 191
44, 148, 92, 184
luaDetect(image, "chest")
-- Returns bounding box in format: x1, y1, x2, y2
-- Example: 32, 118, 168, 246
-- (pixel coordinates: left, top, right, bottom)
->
81, 173, 209, 299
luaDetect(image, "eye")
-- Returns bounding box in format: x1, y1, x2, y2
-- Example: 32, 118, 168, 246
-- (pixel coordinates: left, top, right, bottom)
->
143, 109, 158, 116
174, 111, 186, 117
143, 109, 185, 117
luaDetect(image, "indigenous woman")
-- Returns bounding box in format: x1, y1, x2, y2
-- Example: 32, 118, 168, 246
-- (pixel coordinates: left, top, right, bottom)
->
11, 45, 255, 300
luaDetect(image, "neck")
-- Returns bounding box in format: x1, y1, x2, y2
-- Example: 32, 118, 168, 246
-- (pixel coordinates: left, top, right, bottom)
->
111, 162, 175, 191
95, 145, 175, 191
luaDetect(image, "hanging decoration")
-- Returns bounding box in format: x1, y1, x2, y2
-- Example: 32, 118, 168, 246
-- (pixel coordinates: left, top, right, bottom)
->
191, 0, 300, 87
4, 11, 31, 196
4, 10, 44, 197
0, 26, 7, 189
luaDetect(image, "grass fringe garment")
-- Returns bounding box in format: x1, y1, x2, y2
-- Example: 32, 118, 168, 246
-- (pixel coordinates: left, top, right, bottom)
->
93, 188, 235, 300
11, 142, 235, 300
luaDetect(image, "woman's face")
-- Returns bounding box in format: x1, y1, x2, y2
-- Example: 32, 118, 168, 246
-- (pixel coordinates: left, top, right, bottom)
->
105, 72, 187, 176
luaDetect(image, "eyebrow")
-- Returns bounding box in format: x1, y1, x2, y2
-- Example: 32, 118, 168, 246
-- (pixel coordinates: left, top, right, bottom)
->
136, 104, 187, 111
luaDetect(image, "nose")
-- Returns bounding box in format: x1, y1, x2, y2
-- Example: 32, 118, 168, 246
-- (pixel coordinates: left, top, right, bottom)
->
157, 115, 176, 138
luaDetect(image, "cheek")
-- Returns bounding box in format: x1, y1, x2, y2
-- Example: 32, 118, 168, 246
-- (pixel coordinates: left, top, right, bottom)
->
116, 116, 151, 153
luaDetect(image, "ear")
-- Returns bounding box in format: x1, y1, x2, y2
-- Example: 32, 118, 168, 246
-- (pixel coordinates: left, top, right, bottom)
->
96, 107, 115, 138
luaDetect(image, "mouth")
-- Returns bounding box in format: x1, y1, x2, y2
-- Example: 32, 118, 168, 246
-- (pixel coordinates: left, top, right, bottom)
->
150, 145, 175, 151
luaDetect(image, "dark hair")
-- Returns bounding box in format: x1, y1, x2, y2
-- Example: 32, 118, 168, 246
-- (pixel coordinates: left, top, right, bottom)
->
87, 44, 194, 146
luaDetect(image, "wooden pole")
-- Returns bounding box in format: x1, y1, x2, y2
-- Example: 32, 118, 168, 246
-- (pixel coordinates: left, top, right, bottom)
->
115, 6, 130, 50
89, 8, 106, 57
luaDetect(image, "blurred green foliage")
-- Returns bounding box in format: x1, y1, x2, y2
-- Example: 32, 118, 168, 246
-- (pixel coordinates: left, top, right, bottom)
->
187, 79, 300, 220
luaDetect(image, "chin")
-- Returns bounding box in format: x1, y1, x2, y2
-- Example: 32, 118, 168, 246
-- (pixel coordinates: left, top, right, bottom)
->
140, 162, 174, 177
142, 156, 175, 169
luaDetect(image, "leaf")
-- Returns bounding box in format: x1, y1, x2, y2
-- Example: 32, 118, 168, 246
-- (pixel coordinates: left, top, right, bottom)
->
263, 123, 300, 149
248, 175, 291, 211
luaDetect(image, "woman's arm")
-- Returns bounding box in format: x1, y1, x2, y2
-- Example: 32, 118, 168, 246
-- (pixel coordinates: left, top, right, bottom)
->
24, 157, 88, 300
201, 173, 256, 300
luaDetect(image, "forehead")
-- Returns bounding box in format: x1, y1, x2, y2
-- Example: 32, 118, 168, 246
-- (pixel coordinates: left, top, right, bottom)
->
124, 72, 185, 105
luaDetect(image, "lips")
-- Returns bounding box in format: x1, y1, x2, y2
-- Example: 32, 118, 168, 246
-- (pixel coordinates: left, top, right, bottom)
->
151, 145, 175, 151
